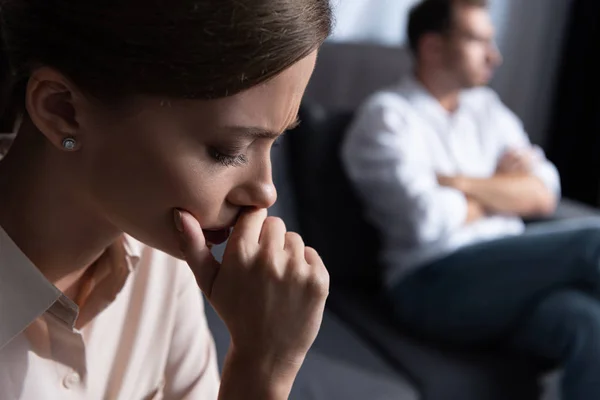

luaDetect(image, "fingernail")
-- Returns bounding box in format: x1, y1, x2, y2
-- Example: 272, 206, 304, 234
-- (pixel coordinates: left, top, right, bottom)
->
174, 209, 184, 233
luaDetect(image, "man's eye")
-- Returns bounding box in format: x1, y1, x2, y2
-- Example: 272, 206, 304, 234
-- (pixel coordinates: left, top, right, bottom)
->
208, 147, 248, 167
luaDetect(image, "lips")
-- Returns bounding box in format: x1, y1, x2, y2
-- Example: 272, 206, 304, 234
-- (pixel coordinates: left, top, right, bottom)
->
202, 228, 232, 246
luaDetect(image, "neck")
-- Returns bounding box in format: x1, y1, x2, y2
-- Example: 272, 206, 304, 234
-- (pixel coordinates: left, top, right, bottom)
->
0, 119, 121, 287
415, 67, 462, 112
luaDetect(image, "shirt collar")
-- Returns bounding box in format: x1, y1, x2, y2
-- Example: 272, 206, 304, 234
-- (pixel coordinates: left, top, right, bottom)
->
0, 225, 64, 350
399, 75, 451, 115
397, 74, 471, 129
0, 228, 144, 350
122, 235, 143, 271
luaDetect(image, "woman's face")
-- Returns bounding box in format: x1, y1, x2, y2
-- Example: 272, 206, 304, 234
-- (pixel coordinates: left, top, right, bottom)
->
64, 51, 318, 256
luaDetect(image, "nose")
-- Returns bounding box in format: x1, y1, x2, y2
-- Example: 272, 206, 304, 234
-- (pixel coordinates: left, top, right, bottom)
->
488, 42, 503, 67
227, 161, 278, 209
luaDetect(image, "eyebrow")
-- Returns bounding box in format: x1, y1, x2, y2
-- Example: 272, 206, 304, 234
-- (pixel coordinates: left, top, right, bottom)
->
227, 116, 301, 139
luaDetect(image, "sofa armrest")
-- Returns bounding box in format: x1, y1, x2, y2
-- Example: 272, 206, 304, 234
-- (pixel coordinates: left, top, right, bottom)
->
525, 198, 600, 224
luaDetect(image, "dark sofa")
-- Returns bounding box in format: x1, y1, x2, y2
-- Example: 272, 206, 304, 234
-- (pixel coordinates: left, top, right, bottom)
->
205, 42, 600, 400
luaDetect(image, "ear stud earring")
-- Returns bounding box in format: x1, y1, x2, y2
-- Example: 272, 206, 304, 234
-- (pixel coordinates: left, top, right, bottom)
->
62, 137, 77, 150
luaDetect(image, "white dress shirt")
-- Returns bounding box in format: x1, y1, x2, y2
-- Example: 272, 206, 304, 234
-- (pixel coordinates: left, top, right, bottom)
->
341, 75, 561, 286
0, 225, 220, 399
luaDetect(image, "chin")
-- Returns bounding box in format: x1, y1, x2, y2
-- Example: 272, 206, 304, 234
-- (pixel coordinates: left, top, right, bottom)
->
465, 79, 488, 89
480, 72, 494, 86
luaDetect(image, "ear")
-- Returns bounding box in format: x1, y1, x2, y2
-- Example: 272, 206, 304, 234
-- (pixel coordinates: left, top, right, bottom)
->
25, 67, 83, 151
419, 33, 445, 63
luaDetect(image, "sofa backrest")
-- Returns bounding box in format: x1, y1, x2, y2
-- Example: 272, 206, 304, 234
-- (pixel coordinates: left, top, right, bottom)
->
285, 104, 383, 290
304, 42, 413, 110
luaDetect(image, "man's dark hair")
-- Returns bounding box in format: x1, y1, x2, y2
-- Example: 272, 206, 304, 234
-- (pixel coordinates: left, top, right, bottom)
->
407, 0, 488, 56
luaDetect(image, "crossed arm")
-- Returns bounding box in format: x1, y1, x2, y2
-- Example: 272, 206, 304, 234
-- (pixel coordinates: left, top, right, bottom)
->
438, 149, 559, 222
342, 97, 561, 245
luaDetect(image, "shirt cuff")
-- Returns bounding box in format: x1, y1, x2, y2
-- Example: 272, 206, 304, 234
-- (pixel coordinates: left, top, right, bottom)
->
438, 186, 469, 230
531, 161, 561, 198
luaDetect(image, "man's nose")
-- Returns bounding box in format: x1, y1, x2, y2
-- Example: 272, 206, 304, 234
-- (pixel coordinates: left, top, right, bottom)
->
489, 43, 503, 67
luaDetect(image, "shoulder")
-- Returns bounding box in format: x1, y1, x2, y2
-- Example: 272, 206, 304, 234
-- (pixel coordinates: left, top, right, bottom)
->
359, 86, 413, 118
342, 87, 424, 165
348, 86, 412, 137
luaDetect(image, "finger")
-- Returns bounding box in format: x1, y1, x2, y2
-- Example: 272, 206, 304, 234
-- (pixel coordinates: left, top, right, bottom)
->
499, 153, 512, 164
305, 247, 329, 297
284, 231, 305, 259
514, 149, 532, 163
304, 246, 322, 266
520, 152, 533, 166
505, 160, 519, 172
506, 152, 520, 163
174, 209, 220, 298
259, 216, 286, 252
229, 208, 268, 247
515, 159, 531, 173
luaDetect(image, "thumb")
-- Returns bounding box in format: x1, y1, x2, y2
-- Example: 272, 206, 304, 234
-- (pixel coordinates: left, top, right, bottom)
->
174, 209, 220, 298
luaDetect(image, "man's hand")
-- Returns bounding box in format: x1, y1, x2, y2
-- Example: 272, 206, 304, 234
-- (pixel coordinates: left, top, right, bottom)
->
437, 175, 485, 223
437, 146, 555, 217
175, 208, 329, 400
437, 174, 466, 192
496, 148, 533, 174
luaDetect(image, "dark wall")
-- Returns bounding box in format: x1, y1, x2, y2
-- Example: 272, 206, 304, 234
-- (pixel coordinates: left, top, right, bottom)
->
547, 0, 600, 207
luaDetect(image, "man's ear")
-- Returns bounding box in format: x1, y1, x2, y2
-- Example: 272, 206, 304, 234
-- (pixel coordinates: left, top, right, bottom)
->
25, 67, 83, 151
419, 33, 446, 63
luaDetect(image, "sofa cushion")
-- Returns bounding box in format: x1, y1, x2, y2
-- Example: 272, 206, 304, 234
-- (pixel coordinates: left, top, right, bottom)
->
327, 285, 548, 400
204, 300, 419, 400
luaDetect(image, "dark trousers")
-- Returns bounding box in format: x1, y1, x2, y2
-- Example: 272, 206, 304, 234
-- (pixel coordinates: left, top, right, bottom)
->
390, 221, 600, 400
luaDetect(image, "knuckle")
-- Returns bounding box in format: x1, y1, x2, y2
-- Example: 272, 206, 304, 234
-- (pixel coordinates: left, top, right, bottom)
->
304, 245, 320, 257
285, 231, 302, 241
304, 246, 324, 266
255, 248, 286, 279
308, 268, 330, 297
286, 258, 310, 280
264, 216, 286, 231
285, 231, 304, 248
256, 245, 278, 267
228, 236, 253, 261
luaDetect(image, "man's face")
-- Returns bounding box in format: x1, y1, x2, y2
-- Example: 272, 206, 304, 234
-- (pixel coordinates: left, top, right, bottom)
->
442, 5, 502, 88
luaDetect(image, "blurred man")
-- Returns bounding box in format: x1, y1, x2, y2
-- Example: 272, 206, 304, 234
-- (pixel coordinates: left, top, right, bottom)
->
342, 0, 600, 398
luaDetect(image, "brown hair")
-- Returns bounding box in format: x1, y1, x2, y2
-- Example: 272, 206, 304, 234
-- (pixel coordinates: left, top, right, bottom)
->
407, 0, 487, 56
0, 0, 332, 131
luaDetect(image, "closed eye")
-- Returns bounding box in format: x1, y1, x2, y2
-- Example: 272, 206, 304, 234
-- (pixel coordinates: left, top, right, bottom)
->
208, 147, 248, 167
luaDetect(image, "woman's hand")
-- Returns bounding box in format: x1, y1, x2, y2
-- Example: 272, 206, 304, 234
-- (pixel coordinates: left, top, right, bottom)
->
174, 208, 329, 399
